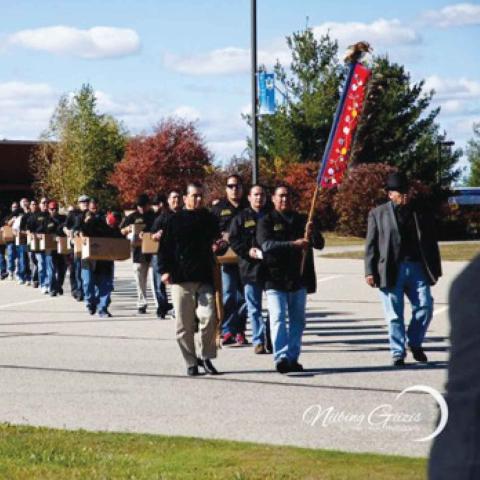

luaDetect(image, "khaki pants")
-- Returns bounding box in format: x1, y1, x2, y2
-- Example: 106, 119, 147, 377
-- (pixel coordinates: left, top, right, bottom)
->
133, 261, 150, 309
171, 282, 217, 368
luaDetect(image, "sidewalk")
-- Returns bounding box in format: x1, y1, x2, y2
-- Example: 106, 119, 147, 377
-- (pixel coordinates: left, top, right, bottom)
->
0, 257, 465, 458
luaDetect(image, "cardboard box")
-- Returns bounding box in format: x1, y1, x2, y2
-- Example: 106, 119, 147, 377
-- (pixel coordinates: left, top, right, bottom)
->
73, 236, 83, 257
216, 247, 238, 265
129, 223, 145, 248
57, 236, 72, 255
141, 232, 159, 254
30, 234, 41, 252
40, 234, 57, 251
82, 237, 131, 261
15, 232, 28, 246
1, 226, 14, 243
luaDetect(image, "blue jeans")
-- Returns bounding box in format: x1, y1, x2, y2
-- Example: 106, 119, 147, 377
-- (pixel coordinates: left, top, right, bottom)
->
82, 264, 113, 313
6, 243, 16, 274
35, 252, 47, 288
0, 245, 6, 276
151, 254, 169, 313
46, 252, 66, 293
221, 264, 247, 335
29, 251, 38, 283
379, 261, 434, 359
16, 244, 30, 282
266, 288, 307, 363
244, 282, 265, 346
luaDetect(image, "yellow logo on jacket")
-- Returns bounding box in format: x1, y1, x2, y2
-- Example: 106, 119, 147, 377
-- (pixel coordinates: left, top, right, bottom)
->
244, 220, 256, 228
221, 209, 232, 216
274, 224, 284, 231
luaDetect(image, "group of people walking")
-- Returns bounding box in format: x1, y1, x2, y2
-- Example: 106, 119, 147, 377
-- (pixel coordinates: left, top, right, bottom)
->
1, 171, 442, 374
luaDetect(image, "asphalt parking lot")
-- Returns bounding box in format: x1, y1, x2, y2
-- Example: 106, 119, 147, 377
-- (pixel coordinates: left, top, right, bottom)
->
0, 253, 466, 458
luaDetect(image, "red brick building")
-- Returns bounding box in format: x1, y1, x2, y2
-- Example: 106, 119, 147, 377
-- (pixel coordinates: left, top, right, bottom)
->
0, 140, 38, 208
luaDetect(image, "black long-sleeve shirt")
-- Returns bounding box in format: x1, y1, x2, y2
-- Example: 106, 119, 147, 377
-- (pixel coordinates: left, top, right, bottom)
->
158, 208, 221, 284
257, 210, 324, 293
120, 209, 156, 263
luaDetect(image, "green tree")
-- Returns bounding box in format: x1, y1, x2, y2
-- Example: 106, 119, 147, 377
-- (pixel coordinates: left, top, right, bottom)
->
466, 123, 480, 186
32, 84, 127, 207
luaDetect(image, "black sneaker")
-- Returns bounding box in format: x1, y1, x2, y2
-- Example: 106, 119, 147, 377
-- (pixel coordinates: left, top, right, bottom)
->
289, 361, 304, 372
58, 287, 63, 296
393, 357, 405, 367
410, 347, 428, 363
187, 366, 199, 376
138, 306, 147, 314
32, 281, 39, 288
49, 291, 57, 297
87, 305, 96, 315
275, 358, 290, 374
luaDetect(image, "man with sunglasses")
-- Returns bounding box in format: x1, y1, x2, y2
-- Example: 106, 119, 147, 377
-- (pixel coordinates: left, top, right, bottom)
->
211, 174, 248, 346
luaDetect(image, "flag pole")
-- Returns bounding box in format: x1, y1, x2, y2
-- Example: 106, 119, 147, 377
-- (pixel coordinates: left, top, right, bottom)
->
299, 62, 358, 275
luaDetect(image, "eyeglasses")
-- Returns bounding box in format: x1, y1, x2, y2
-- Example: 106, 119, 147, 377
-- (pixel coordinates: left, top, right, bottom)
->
226, 184, 241, 189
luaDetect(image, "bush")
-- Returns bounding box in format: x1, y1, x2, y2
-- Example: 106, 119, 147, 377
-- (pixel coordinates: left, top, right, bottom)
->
334, 163, 397, 237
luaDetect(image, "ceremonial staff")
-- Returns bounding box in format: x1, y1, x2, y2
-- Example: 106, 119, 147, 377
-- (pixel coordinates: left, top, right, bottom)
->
300, 42, 373, 274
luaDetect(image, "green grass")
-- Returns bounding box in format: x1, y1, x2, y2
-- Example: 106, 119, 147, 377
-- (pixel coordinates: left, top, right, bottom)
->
320, 242, 480, 261
323, 232, 364, 246
0, 424, 426, 479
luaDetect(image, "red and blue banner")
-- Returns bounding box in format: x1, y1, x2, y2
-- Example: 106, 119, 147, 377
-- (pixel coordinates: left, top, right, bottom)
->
317, 62, 372, 188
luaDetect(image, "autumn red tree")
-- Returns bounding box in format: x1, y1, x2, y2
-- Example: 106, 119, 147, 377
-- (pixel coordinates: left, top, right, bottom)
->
110, 118, 212, 206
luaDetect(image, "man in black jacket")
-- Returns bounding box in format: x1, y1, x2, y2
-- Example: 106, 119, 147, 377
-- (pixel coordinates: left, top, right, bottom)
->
77, 209, 123, 317
27, 197, 49, 292
159, 182, 227, 376
120, 194, 156, 314
211, 174, 248, 346
364, 172, 442, 367
229, 184, 270, 354
150, 190, 182, 318
64, 194, 90, 301
257, 185, 324, 373
40, 200, 67, 296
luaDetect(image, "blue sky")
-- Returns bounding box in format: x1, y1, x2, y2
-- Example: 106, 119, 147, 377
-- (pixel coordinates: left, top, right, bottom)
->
1, 0, 479, 171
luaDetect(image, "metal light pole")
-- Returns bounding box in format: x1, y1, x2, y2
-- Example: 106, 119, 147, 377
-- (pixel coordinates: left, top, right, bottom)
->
251, 0, 258, 184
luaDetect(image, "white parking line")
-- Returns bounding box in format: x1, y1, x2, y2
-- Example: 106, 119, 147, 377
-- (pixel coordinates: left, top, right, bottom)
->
317, 275, 344, 283
433, 306, 449, 317
0, 298, 57, 309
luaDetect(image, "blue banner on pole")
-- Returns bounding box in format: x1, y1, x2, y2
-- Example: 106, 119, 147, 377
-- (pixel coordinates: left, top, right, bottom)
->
258, 72, 276, 115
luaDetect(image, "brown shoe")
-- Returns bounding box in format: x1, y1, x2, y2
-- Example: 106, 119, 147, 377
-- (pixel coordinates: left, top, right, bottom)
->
254, 344, 266, 354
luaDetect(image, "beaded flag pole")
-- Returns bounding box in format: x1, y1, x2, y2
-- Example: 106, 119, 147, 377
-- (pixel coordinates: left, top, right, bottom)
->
300, 42, 372, 274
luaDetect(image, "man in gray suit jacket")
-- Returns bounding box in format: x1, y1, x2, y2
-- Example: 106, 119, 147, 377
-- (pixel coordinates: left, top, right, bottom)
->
364, 172, 442, 366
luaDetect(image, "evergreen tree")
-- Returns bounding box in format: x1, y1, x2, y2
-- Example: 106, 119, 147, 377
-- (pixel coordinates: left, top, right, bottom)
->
353, 56, 462, 186
466, 123, 480, 186
32, 84, 127, 207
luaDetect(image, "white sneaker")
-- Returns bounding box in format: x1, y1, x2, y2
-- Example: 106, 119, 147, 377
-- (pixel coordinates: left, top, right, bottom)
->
42, 287, 49, 294
26, 281, 31, 286
8, 273, 14, 281
17, 280, 25, 285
